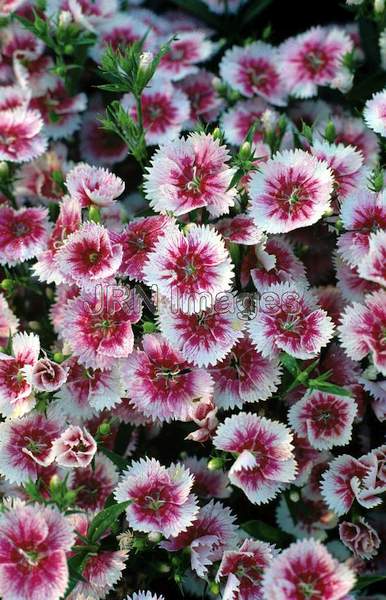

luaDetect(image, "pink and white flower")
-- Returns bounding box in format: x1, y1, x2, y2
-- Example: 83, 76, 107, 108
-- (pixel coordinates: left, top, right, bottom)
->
261, 539, 355, 599
288, 390, 357, 450
55, 222, 123, 286
126, 593, 164, 600
111, 215, 172, 281
0, 331, 40, 417
158, 297, 245, 367
357, 229, 386, 287
221, 97, 277, 147
30, 80, 87, 140
52, 425, 97, 468
310, 140, 364, 201
209, 334, 281, 410
0, 205, 49, 267
324, 114, 379, 166
144, 132, 237, 217
337, 188, 386, 266
214, 216, 263, 246
339, 518, 381, 560
70, 453, 118, 512
122, 333, 213, 422
279, 27, 353, 98
220, 42, 287, 106
157, 32, 214, 81
177, 69, 223, 126
0, 503, 75, 600
15, 144, 70, 204
46, 0, 118, 31
339, 289, 386, 376
183, 456, 230, 499
65, 163, 125, 208
32, 196, 81, 284
114, 458, 198, 538
80, 108, 127, 166
161, 500, 238, 576
90, 14, 150, 63
122, 78, 190, 145
143, 224, 233, 314
70, 548, 127, 600
213, 412, 297, 504
248, 149, 334, 233
62, 285, 142, 369
186, 397, 218, 442
28, 357, 68, 392
0, 107, 47, 162
0, 412, 60, 483
334, 253, 380, 303
363, 89, 386, 137
249, 236, 307, 292
0, 294, 18, 347
321, 453, 386, 515
248, 282, 334, 360
55, 357, 124, 417
216, 539, 274, 600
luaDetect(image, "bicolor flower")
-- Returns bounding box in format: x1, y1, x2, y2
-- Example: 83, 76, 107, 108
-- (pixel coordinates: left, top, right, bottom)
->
65, 163, 125, 208
0, 206, 49, 267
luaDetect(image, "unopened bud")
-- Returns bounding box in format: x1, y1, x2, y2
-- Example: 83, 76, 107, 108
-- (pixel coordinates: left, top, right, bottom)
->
53, 352, 65, 363
88, 205, 101, 224
0, 161, 9, 178
324, 120, 336, 143
28, 321, 40, 331
208, 457, 225, 471
139, 52, 153, 72
49, 474, 61, 493
212, 127, 222, 141
98, 422, 111, 436
1, 279, 13, 291
239, 141, 252, 160
63, 44, 74, 55
148, 531, 162, 543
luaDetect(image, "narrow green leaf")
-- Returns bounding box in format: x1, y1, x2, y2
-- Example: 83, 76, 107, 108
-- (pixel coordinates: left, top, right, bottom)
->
354, 572, 386, 591
99, 446, 129, 471
88, 500, 131, 543
241, 519, 293, 546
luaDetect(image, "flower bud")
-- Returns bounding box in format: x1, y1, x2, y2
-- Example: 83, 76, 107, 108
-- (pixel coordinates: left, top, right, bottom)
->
98, 422, 111, 436
207, 457, 225, 471
0, 161, 9, 178
375, 0, 385, 12
148, 531, 162, 543
239, 141, 252, 160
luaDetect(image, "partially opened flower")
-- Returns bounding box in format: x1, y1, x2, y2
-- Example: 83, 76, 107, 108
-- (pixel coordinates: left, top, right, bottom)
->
0, 331, 40, 417
0, 107, 47, 162
162, 500, 238, 576
158, 298, 245, 367
310, 140, 364, 201
111, 215, 173, 281
216, 539, 274, 600
15, 144, 69, 203
209, 334, 281, 410
65, 163, 125, 208
0, 503, 74, 600
157, 32, 214, 81
143, 224, 233, 314
339, 518, 381, 560
62, 284, 142, 369
364, 88, 386, 136
144, 132, 237, 217
247, 282, 334, 359
288, 390, 357, 450
70, 454, 118, 512
321, 453, 385, 515
0, 205, 49, 267
357, 229, 386, 287
339, 289, 386, 376
213, 412, 297, 504
121, 333, 213, 422
220, 41, 287, 106
186, 397, 218, 442
28, 357, 68, 392
249, 236, 307, 293
0, 412, 60, 483
279, 26, 353, 98
122, 78, 190, 145
55, 222, 123, 286
261, 539, 355, 599
337, 189, 386, 266
248, 149, 333, 233
114, 458, 198, 538
52, 425, 97, 468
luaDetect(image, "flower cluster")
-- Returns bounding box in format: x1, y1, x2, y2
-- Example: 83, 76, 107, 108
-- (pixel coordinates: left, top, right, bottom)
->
0, 0, 385, 599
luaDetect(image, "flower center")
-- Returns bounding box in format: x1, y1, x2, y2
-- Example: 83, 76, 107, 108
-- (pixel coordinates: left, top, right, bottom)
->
305, 50, 326, 73
18, 548, 41, 567
88, 251, 100, 264
145, 493, 166, 511
13, 222, 30, 237
298, 580, 320, 598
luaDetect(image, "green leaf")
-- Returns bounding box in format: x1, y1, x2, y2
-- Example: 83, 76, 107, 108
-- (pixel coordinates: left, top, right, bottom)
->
280, 353, 299, 377
64, 553, 88, 598
241, 520, 293, 546
354, 572, 386, 591
170, 0, 219, 27
240, 0, 273, 27
307, 380, 353, 397
88, 500, 131, 543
